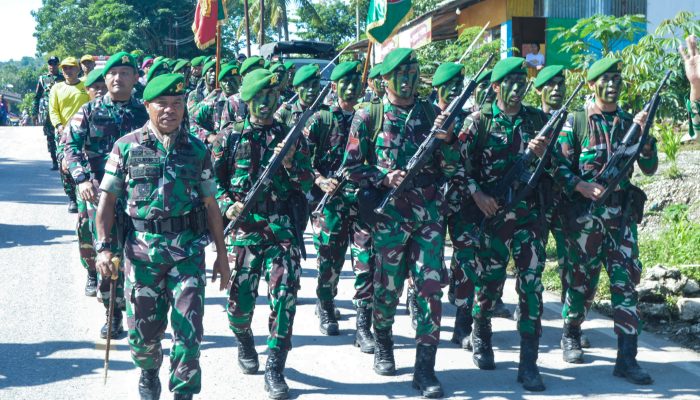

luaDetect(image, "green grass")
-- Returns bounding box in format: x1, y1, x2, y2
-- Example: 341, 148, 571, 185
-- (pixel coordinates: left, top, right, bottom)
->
639, 204, 700, 276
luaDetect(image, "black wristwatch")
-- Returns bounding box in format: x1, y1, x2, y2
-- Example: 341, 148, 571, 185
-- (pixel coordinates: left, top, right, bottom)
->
94, 240, 111, 253
74, 173, 89, 184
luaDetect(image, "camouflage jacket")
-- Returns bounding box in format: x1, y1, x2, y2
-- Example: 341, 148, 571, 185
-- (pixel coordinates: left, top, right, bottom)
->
343, 97, 460, 222
187, 80, 210, 120
274, 99, 306, 128
34, 73, 64, 120
686, 98, 700, 139
65, 95, 148, 182
100, 123, 217, 263
190, 89, 229, 142
552, 102, 658, 197
305, 104, 354, 178
220, 93, 247, 128
213, 118, 313, 246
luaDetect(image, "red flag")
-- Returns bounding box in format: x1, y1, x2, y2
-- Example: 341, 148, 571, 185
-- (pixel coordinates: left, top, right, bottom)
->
192, 0, 228, 49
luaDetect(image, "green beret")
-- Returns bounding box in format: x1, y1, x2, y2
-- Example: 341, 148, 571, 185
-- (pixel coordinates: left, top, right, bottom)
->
102, 51, 138, 77
240, 56, 265, 76
284, 61, 295, 71
85, 68, 104, 87
380, 48, 416, 75
331, 61, 362, 82
202, 59, 217, 76
240, 68, 278, 102
173, 59, 191, 73
432, 62, 464, 87
143, 73, 187, 102
165, 58, 178, 69
587, 58, 622, 82
153, 56, 164, 63
491, 57, 527, 83
218, 63, 240, 81
476, 69, 492, 84
191, 56, 205, 67
534, 65, 565, 89
146, 59, 170, 82
269, 62, 285, 73
293, 64, 320, 86
368, 63, 383, 79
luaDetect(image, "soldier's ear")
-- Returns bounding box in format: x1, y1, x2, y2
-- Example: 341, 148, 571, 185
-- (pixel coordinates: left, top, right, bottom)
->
491, 82, 500, 94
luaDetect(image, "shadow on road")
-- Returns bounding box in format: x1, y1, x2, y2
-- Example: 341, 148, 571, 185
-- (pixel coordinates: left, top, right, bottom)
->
0, 157, 66, 205
0, 223, 74, 249
0, 341, 132, 389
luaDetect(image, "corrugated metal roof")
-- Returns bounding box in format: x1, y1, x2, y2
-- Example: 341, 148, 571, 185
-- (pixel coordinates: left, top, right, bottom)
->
541, 0, 646, 18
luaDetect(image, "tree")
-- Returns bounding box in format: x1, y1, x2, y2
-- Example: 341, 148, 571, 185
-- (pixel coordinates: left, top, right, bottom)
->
296, 0, 362, 47
238, 0, 320, 43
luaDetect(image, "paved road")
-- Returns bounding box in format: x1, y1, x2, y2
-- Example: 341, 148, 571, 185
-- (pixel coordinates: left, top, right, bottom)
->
1, 126, 699, 400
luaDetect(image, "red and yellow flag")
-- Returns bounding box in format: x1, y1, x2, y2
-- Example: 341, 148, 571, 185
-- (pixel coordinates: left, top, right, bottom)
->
192, 0, 228, 49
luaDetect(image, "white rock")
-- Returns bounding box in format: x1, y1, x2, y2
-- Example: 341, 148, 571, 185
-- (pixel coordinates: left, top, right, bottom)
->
678, 298, 700, 322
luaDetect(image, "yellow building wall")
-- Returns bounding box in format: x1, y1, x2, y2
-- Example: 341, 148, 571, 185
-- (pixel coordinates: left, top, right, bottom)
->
507, 0, 534, 18
456, 0, 507, 29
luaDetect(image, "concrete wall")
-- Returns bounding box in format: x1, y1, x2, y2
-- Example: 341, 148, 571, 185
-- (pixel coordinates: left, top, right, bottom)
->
647, 0, 700, 33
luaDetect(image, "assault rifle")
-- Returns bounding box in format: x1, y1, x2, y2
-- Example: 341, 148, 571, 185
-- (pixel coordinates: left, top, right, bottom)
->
476, 81, 584, 234
312, 162, 346, 218
223, 83, 332, 237
373, 54, 495, 215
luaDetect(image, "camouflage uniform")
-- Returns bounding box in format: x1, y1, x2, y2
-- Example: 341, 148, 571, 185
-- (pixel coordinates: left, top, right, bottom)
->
459, 102, 548, 337
65, 94, 148, 310
686, 98, 700, 138
100, 124, 216, 394
220, 93, 246, 127
553, 103, 658, 336
344, 98, 460, 345
34, 73, 64, 166
186, 80, 210, 121
274, 99, 306, 127
190, 89, 229, 142
214, 119, 313, 351
306, 105, 374, 309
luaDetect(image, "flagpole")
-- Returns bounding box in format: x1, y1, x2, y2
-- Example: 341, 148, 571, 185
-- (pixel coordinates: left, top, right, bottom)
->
216, 23, 222, 89
361, 41, 373, 87
243, 0, 251, 56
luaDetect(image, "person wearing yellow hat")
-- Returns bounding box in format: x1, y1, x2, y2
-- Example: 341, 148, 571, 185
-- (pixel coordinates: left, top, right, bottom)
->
216, 68, 312, 399
80, 54, 96, 79
552, 57, 656, 386
342, 48, 457, 398
457, 56, 550, 392
95, 73, 229, 400
49, 56, 89, 213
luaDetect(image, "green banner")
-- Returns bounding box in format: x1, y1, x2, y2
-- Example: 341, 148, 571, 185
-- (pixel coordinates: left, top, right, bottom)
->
366, 0, 412, 44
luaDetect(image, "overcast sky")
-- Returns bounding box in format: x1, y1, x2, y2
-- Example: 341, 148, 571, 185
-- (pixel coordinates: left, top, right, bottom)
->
0, 0, 41, 61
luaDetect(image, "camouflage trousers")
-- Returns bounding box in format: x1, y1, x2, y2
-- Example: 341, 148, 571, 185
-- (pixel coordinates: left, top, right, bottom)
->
124, 253, 206, 394
83, 180, 126, 310
474, 208, 546, 337
543, 200, 574, 303
75, 193, 96, 272
227, 241, 302, 351
312, 192, 374, 308
43, 119, 57, 164
562, 204, 642, 335
445, 208, 479, 309
373, 218, 445, 345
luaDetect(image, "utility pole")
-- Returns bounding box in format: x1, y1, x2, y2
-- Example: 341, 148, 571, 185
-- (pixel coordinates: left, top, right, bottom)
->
259, 0, 265, 45
244, 0, 251, 56
356, 1, 360, 41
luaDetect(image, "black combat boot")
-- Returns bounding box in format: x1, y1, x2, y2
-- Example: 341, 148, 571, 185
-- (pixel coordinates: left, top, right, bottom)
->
471, 317, 495, 370
613, 334, 653, 385
138, 368, 161, 400
264, 348, 290, 400
51, 161, 58, 171
373, 328, 396, 376
235, 329, 259, 374
517, 334, 545, 391
173, 394, 192, 400
560, 323, 584, 363
412, 344, 444, 398
85, 269, 97, 297
68, 199, 78, 213
447, 277, 456, 306
316, 300, 339, 335
100, 308, 123, 339
354, 306, 375, 354
580, 331, 591, 348
450, 306, 472, 350
492, 298, 512, 319
407, 286, 419, 330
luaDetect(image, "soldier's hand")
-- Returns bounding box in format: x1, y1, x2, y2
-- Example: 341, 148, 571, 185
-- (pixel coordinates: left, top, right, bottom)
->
680, 35, 700, 101
274, 141, 296, 168
433, 111, 454, 141
61, 159, 69, 174
206, 133, 217, 144
78, 181, 97, 204
96, 250, 117, 278
382, 170, 406, 188
212, 252, 230, 291
575, 181, 605, 200
315, 177, 338, 193
528, 136, 548, 158
472, 190, 499, 217
633, 111, 649, 128
225, 201, 244, 220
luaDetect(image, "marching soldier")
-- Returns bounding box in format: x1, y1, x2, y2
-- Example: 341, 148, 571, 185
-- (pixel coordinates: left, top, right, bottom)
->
187, 59, 216, 118
217, 69, 313, 400
365, 63, 384, 102
344, 48, 459, 398
552, 58, 655, 385
188, 56, 205, 94
65, 52, 148, 338
191, 63, 241, 144
459, 57, 550, 391
275, 64, 321, 127
34, 56, 64, 170
96, 73, 230, 400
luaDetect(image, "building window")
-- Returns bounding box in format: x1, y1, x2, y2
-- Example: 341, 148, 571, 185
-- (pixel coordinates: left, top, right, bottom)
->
542, 0, 646, 19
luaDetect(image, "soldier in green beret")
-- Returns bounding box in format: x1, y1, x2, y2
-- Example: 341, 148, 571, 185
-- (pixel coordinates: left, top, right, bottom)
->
274, 64, 321, 127
35, 56, 65, 170
95, 73, 230, 400
240, 56, 265, 77
146, 59, 171, 83
365, 63, 385, 102
189, 56, 205, 94
213, 68, 313, 399
472, 69, 495, 112
191, 63, 241, 144
64, 52, 149, 338
458, 56, 550, 391
173, 59, 192, 90
270, 62, 293, 103
84, 68, 106, 100
187, 59, 216, 119
552, 57, 655, 385
343, 47, 459, 398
